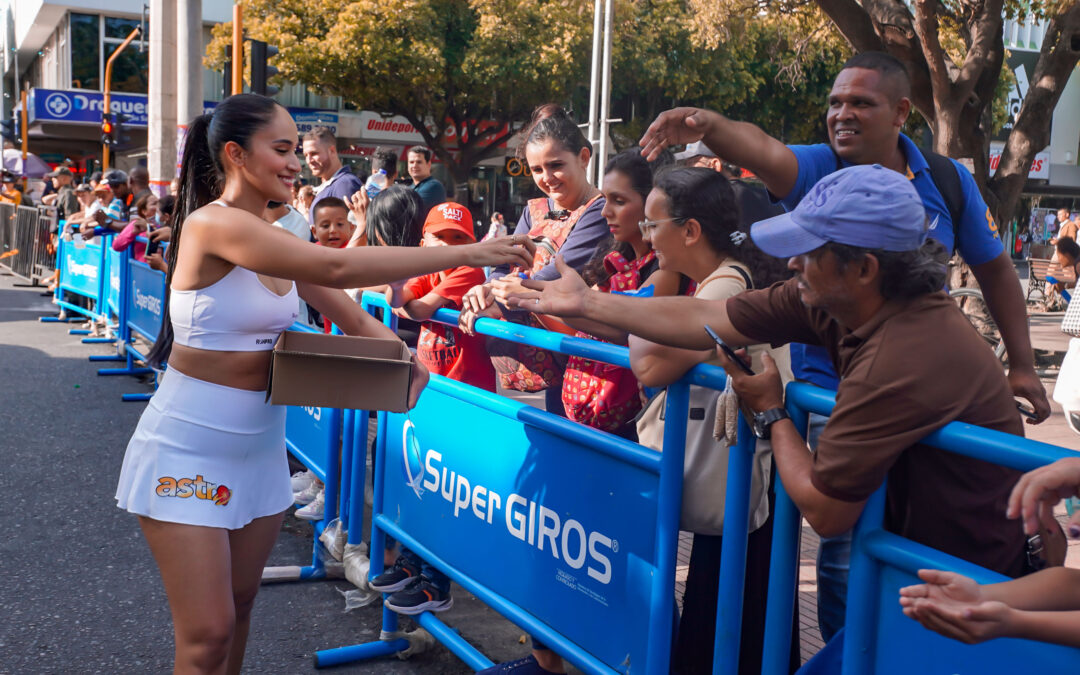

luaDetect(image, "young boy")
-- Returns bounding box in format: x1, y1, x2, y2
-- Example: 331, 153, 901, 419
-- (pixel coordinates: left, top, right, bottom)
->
387, 201, 496, 391
310, 197, 356, 336
372, 202, 493, 615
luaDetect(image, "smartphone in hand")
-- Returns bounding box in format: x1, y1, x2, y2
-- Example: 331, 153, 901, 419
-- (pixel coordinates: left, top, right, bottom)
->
704, 324, 754, 375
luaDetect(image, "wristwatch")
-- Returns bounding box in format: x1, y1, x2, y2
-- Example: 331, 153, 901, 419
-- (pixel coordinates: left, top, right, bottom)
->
752, 407, 790, 440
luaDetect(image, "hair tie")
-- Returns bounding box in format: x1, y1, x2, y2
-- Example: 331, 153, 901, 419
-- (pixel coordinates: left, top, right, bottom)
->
730, 231, 748, 246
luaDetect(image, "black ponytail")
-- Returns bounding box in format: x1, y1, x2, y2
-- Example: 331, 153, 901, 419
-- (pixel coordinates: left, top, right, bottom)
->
146, 94, 282, 368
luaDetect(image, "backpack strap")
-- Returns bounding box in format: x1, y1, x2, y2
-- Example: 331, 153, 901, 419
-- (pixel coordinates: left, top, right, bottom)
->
920, 150, 964, 251
832, 146, 965, 251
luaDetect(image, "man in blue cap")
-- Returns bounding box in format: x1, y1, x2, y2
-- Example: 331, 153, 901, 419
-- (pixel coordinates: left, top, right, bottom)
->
508, 164, 1030, 581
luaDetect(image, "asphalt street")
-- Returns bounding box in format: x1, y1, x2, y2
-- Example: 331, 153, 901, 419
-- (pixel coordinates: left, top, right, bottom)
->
0, 273, 528, 674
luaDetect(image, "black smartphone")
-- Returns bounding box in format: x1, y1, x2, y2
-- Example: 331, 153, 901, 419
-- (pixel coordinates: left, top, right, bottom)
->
145, 238, 161, 257
704, 324, 754, 375
1016, 401, 1038, 420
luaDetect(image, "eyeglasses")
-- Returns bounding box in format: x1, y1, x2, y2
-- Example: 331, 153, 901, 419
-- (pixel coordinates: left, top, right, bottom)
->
638, 217, 684, 236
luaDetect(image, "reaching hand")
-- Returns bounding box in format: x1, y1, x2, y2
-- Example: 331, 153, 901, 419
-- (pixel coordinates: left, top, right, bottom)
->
638, 107, 719, 161
490, 274, 529, 306
149, 226, 172, 243
502, 256, 590, 318
461, 284, 496, 315
1007, 457, 1080, 536
348, 190, 369, 233
458, 303, 502, 336
146, 251, 167, 273
466, 234, 536, 270
1007, 367, 1051, 424
902, 596, 1013, 645
899, 569, 984, 608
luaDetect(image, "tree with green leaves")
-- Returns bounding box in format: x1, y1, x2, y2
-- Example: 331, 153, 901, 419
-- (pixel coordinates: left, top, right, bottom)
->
207, 0, 595, 196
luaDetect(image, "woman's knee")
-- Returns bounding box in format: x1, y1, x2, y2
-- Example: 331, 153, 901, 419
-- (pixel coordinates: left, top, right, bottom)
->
232, 584, 261, 621
176, 610, 236, 669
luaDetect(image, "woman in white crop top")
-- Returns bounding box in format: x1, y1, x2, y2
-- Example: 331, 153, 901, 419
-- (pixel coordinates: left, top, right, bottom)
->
114, 94, 534, 675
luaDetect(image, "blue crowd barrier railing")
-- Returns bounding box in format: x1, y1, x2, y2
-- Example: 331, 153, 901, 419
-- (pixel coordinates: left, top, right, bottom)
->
759, 382, 1080, 675
43, 234, 111, 330
316, 293, 739, 673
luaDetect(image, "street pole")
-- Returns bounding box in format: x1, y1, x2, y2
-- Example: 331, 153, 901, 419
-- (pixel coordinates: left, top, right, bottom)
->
597, 0, 614, 179
232, 4, 243, 96
149, 0, 177, 198
102, 26, 142, 170
586, 0, 602, 185
20, 89, 28, 190
176, 0, 203, 174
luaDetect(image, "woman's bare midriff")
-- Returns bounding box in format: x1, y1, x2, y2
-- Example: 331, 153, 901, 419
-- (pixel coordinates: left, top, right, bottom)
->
168, 343, 274, 391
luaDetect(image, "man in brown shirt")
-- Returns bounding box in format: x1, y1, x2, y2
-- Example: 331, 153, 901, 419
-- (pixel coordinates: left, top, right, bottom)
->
508, 164, 1028, 577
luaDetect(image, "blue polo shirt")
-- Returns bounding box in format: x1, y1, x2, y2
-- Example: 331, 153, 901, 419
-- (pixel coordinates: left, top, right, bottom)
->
778, 133, 1004, 389
309, 166, 365, 225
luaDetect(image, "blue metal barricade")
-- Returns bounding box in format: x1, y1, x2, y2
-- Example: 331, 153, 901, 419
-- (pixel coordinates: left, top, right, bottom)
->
759, 382, 1080, 674
96, 253, 163, 400
316, 294, 730, 673
45, 234, 111, 328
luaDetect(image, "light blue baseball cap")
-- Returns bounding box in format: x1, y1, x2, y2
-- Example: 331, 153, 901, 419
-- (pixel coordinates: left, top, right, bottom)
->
750, 164, 929, 258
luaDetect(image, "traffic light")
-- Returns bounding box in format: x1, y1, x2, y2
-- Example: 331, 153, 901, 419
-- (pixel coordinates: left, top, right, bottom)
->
250, 40, 279, 97
112, 112, 131, 148
0, 118, 18, 145
101, 113, 115, 146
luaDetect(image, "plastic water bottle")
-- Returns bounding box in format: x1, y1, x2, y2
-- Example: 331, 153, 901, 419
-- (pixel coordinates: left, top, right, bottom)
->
365, 169, 389, 199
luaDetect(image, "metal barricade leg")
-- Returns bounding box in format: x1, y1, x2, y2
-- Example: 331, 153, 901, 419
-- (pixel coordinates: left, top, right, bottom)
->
761, 404, 808, 675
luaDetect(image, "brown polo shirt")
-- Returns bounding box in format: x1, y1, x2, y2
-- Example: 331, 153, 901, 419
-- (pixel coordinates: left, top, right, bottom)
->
726, 278, 1027, 577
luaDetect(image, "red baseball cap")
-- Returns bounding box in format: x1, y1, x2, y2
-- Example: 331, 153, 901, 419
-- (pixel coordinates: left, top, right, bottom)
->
423, 202, 475, 241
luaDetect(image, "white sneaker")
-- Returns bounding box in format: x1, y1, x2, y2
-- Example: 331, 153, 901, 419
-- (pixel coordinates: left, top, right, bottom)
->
290, 470, 315, 493
294, 479, 323, 505
295, 490, 325, 521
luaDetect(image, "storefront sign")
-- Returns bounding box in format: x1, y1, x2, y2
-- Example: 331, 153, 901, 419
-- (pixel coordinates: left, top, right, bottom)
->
29, 88, 150, 126
988, 142, 1050, 180
504, 157, 532, 177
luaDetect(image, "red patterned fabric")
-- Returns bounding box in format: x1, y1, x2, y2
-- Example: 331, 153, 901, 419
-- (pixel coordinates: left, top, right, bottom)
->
561, 250, 656, 431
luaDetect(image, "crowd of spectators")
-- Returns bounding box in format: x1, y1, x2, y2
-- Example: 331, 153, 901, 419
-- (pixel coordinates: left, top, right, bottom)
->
34, 53, 1080, 670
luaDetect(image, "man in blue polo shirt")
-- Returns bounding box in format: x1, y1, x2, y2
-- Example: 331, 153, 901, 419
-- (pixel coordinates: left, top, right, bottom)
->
302, 126, 366, 227
639, 50, 1050, 641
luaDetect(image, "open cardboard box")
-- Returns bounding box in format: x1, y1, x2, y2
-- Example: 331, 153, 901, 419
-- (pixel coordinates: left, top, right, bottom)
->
267, 331, 413, 412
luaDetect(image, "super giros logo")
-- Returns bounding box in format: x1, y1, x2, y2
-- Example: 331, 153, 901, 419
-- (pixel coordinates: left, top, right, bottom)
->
156, 475, 232, 506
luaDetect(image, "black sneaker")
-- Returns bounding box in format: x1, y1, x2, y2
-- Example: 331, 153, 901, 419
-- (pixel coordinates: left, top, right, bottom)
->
383, 576, 453, 615
369, 556, 421, 593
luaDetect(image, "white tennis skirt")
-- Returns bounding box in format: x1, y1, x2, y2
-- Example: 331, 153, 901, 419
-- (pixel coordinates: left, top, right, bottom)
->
115, 368, 293, 530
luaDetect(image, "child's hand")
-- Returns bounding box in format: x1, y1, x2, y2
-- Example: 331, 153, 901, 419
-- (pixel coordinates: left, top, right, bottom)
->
903, 597, 1013, 645
462, 283, 496, 314
1008, 457, 1080, 536
900, 569, 984, 608
458, 304, 502, 336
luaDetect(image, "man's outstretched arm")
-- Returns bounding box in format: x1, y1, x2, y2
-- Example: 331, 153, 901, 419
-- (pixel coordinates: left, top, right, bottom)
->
639, 107, 800, 199
500, 256, 756, 351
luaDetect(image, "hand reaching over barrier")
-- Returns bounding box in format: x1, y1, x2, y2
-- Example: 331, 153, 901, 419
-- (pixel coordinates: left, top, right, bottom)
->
503, 256, 591, 318
1008, 456, 1080, 537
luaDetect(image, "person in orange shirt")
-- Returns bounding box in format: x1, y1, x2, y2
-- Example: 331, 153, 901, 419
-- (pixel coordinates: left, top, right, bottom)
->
0, 171, 23, 205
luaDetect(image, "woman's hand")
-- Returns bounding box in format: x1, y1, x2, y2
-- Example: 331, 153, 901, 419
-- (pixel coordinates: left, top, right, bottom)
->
466, 235, 536, 270
491, 274, 529, 306
407, 357, 430, 409
1007, 457, 1080, 536
132, 218, 148, 233
899, 569, 1011, 645
458, 304, 503, 336
462, 284, 496, 314
149, 226, 172, 243
146, 251, 167, 273
385, 279, 408, 309
503, 256, 590, 318
900, 569, 984, 608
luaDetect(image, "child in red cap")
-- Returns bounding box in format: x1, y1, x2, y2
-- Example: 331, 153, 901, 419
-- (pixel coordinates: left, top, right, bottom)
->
386, 202, 496, 391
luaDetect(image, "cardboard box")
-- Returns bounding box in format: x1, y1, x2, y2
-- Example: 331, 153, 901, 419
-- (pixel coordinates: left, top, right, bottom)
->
267, 331, 413, 412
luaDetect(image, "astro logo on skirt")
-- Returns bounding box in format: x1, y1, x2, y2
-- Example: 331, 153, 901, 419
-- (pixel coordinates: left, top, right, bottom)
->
156, 475, 232, 506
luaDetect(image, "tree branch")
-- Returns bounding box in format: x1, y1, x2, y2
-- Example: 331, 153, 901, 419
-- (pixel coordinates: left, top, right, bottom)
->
952, 0, 1004, 102
912, 0, 952, 96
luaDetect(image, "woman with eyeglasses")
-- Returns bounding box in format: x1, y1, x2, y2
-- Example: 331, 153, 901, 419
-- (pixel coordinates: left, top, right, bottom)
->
629, 166, 793, 675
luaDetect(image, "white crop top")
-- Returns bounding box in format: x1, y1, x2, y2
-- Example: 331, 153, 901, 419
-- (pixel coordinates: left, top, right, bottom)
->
171, 202, 299, 351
